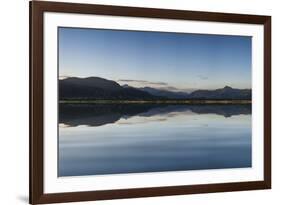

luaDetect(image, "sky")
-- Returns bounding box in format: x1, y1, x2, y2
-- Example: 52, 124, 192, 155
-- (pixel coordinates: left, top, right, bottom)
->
58, 27, 252, 92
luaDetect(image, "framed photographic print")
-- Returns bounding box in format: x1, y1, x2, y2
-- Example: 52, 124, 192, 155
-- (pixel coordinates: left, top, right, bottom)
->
30, 1, 271, 204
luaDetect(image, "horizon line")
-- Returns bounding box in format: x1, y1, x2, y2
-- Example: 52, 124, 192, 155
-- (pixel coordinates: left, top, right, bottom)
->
58, 75, 252, 92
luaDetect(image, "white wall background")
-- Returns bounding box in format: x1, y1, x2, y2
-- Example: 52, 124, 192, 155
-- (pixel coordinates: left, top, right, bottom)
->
0, 0, 279, 204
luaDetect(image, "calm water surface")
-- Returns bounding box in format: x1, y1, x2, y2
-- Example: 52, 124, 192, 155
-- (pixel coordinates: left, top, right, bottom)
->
58, 104, 251, 177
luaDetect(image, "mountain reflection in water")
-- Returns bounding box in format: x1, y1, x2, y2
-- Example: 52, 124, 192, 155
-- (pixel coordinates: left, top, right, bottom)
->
59, 104, 251, 127
58, 104, 252, 176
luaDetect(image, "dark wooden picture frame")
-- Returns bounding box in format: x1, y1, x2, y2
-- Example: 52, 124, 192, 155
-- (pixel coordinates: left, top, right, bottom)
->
30, 1, 271, 204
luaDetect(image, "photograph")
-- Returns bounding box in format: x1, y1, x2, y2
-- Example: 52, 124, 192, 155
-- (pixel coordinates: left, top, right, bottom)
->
29, 2, 271, 204
58, 27, 252, 177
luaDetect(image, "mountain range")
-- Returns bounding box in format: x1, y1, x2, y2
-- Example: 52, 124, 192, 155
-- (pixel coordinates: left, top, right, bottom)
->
59, 77, 251, 100
59, 77, 156, 100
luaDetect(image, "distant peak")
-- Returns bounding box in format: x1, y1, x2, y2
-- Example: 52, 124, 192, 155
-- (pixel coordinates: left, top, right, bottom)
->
223, 86, 233, 89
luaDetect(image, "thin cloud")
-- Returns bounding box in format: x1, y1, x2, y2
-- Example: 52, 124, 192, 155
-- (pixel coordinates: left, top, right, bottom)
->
197, 75, 208, 80
149, 82, 168, 86
161, 86, 196, 93
118, 79, 168, 86
118, 79, 148, 83
59, 75, 72, 80
118, 79, 196, 93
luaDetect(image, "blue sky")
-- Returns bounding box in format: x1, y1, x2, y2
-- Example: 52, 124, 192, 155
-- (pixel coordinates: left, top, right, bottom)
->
59, 27, 251, 91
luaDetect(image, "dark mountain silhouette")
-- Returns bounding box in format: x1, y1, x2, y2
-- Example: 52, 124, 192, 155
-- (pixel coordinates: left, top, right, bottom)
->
59, 77, 251, 100
188, 86, 251, 100
59, 77, 156, 100
139, 87, 189, 99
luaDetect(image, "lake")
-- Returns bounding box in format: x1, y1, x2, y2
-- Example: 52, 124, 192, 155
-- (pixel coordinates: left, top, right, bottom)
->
58, 104, 252, 177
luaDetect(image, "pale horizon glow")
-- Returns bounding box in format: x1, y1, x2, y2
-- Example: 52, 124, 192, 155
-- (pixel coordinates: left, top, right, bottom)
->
59, 27, 252, 91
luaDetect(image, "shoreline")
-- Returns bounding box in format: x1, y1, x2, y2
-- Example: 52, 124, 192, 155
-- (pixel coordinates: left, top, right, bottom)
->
59, 100, 251, 104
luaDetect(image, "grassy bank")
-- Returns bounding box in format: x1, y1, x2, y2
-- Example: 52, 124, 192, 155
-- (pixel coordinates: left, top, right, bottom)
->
59, 99, 251, 104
